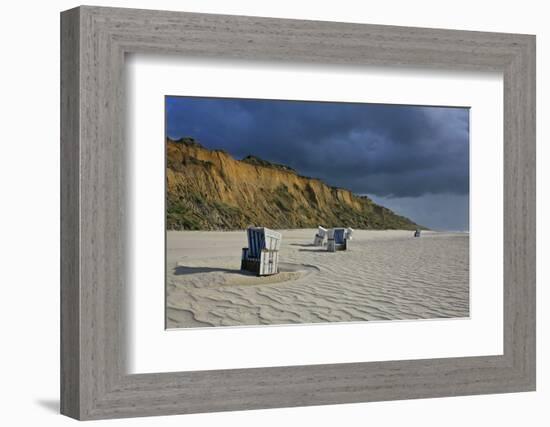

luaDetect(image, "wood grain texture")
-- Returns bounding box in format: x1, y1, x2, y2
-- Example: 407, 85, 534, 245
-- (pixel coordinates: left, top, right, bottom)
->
60, 6, 536, 420
60, 7, 80, 419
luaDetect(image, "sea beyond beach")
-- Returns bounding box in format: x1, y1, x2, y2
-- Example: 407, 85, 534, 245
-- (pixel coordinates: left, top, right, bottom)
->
166, 229, 469, 329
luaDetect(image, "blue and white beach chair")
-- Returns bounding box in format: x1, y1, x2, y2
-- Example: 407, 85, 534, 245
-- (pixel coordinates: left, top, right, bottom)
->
313, 226, 328, 246
327, 227, 352, 252
241, 227, 282, 276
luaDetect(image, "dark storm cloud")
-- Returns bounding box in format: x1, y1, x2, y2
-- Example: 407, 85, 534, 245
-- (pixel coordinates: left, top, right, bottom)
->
166, 96, 469, 229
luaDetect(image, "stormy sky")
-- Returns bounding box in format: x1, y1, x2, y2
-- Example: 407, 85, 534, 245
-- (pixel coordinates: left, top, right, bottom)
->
166, 96, 469, 231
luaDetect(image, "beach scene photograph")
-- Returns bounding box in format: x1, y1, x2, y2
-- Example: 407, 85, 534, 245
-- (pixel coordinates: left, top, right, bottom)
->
165, 96, 470, 329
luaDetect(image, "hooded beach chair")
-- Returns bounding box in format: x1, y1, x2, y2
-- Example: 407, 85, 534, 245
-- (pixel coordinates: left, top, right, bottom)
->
414, 229, 421, 237
313, 226, 328, 246
327, 227, 351, 252
241, 227, 282, 276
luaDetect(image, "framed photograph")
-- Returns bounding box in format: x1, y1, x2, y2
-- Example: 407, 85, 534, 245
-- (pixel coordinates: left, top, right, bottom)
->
164, 97, 470, 330
61, 6, 536, 420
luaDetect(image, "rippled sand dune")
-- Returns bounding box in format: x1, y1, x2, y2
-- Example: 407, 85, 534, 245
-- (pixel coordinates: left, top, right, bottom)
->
166, 229, 469, 328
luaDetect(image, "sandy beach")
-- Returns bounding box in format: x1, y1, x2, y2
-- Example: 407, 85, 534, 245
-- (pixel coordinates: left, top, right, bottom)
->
166, 229, 469, 328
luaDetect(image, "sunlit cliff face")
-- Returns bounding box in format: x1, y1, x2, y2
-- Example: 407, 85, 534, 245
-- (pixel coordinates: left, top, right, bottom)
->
166, 138, 420, 231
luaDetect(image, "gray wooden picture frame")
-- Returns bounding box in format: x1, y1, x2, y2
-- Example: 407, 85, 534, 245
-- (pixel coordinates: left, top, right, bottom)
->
60, 5, 536, 421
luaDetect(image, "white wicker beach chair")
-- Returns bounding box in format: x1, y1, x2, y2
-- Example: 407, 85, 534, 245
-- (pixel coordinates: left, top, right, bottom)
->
313, 226, 328, 246
327, 227, 350, 252
241, 227, 282, 276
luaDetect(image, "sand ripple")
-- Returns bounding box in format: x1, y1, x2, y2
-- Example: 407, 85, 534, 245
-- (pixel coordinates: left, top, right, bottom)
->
166, 229, 469, 328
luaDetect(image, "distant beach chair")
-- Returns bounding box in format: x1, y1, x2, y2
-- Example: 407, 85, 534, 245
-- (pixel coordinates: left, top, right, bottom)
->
327, 227, 350, 252
414, 229, 421, 238
241, 227, 282, 276
313, 226, 328, 246
345, 227, 354, 241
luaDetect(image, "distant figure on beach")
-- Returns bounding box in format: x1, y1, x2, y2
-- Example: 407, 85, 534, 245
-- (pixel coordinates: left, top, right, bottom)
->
241, 227, 282, 276
414, 229, 421, 237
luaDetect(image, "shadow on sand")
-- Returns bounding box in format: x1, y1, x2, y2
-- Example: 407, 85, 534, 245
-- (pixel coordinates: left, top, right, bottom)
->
174, 265, 254, 276
174, 262, 320, 275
